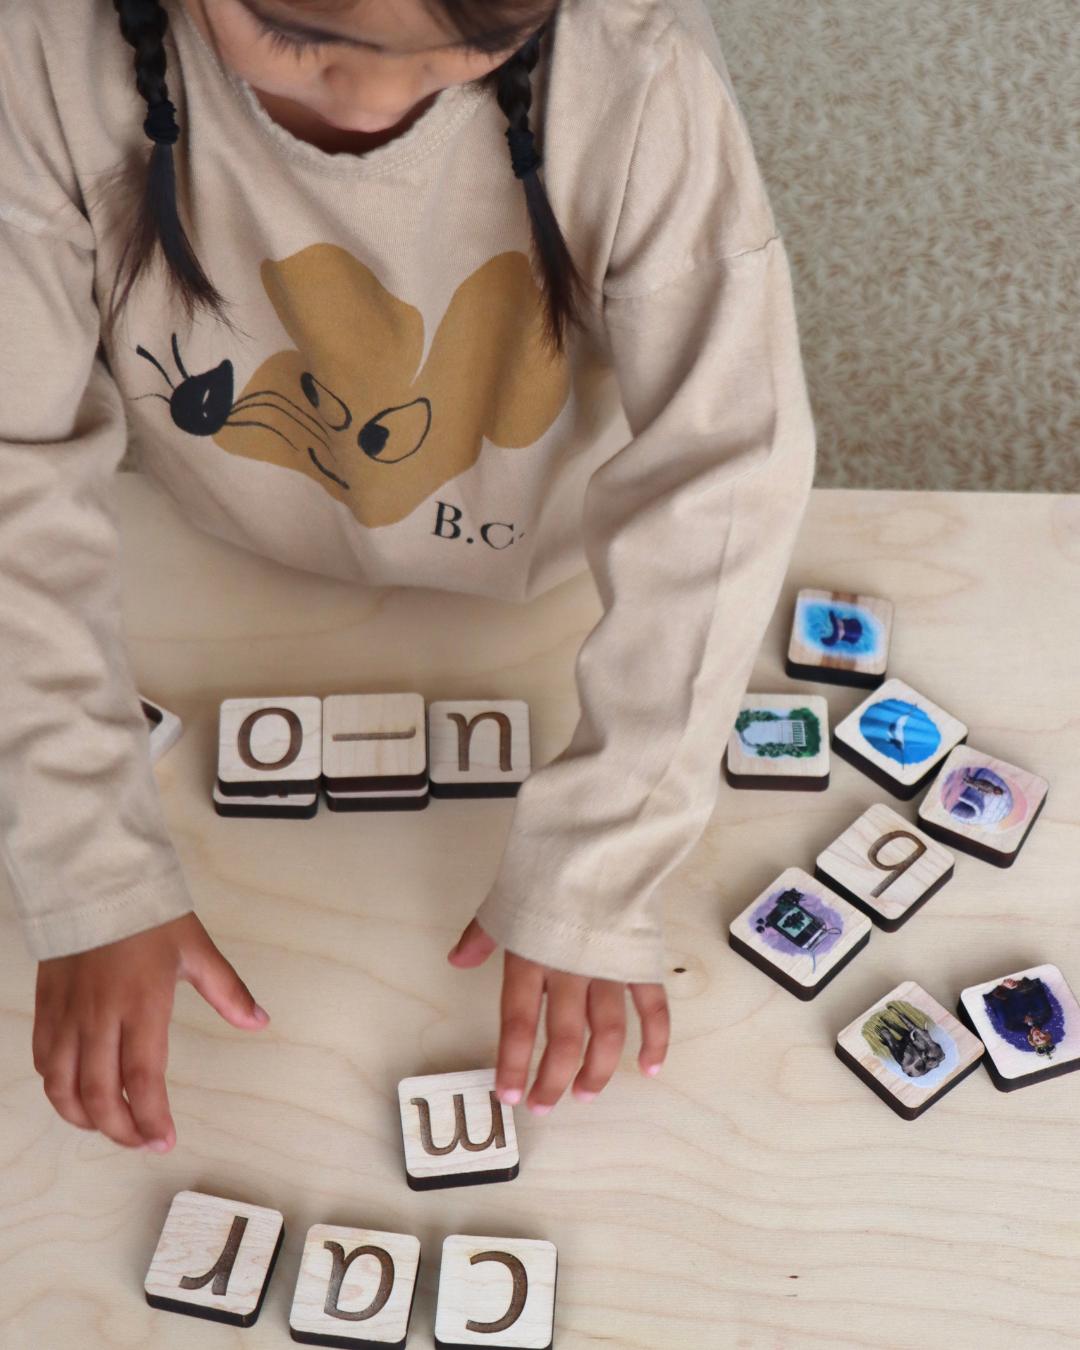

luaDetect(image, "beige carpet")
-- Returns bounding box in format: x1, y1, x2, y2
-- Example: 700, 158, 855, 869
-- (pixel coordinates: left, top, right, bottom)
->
708, 0, 1079, 490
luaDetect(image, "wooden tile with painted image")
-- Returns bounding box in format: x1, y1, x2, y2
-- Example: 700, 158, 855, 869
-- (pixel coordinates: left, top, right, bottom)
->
289, 1224, 420, 1349
139, 694, 183, 763
836, 981, 984, 1119
217, 695, 322, 797
428, 700, 531, 797
832, 676, 967, 799
398, 1067, 519, 1190
322, 692, 429, 811
723, 692, 830, 790
958, 963, 1080, 1091
728, 866, 871, 1000
785, 587, 893, 687
144, 1190, 284, 1327
434, 1235, 557, 1350
917, 743, 1049, 866
814, 802, 955, 930
211, 780, 319, 819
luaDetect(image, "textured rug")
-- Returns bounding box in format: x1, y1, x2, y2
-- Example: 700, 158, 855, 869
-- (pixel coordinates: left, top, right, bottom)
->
708, 0, 1079, 490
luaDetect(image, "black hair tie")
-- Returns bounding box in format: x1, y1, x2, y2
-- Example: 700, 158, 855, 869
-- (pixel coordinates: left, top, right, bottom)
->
144, 97, 180, 146
506, 125, 541, 179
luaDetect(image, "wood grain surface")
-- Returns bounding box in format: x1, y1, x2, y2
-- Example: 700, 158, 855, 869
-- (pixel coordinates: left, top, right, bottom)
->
1, 477, 1078, 1348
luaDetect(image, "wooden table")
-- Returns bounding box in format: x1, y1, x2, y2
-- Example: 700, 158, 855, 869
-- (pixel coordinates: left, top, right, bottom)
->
2, 476, 1079, 1349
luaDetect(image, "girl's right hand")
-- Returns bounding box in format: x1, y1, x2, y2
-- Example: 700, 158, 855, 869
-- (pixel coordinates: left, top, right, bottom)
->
32, 911, 270, 1153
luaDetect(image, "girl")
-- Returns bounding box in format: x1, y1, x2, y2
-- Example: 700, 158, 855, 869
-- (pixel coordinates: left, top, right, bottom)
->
2, 0, 816, 1154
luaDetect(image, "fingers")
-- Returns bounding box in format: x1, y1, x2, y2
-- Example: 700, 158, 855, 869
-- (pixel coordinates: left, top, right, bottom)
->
120, 1010, 176, 1152
36, 1024, 95, 1131
447, 918, 498, 969
495, 952, 544, 1107
181, 938, 269, 1030
525, 973, 588, 1114
572, 980, 627, 1102
77, 1017, 146, 1148
630, 982, 670, 1076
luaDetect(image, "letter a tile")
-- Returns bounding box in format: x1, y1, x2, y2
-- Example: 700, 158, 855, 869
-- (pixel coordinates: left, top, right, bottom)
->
289, 1224, 420, 1348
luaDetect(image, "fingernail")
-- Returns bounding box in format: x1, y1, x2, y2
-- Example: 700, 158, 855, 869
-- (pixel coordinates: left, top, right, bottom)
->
573, 1089, 597, 1103
142, 1138, 170, 1153
499, 1088, 522, 1105
253, 1004, 270, 1023
529, 1102, 552, 1116
645, 1063, 661, 1077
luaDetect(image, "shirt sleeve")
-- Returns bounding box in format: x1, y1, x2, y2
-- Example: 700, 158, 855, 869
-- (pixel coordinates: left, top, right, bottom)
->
0, 11, 197, 960
472, 19, 818, 984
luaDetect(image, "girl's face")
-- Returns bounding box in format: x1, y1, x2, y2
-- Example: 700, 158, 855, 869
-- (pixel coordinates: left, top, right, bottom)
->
181, 0, 549, 134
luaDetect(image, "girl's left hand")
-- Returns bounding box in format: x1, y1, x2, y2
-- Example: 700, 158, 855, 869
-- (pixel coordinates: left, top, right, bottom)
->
447, 919, 670, 1114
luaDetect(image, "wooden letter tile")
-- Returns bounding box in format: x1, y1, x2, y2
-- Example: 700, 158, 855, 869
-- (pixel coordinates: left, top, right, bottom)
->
217, 696, 322, 797
814, 802, 955, 930
728, 866, 871, 1000
289, 1224, 420, 1348
723, 692, 830, 790
917, 743, 1049, 866
139, 694, 183, 763
398, 1068, 519, 1190
144, 1189, 284, 1327
428, 700, 530, 798
958, 963, 1080, 1091
434, 1234, 557, 1350
832, 676, 967, 799
785, 587, 893, 688
322, 693, 429, 811
835, 980, 984, 1119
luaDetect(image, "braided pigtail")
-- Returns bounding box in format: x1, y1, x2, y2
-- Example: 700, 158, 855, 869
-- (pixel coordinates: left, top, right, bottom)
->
100, 0, 235, 352
488, 22, 592, 359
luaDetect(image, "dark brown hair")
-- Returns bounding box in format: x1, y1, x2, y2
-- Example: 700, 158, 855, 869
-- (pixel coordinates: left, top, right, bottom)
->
97, 0, 592, 358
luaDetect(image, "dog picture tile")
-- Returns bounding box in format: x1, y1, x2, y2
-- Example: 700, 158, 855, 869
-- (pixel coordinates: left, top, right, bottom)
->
836, 981, 984, 1118
144, 1190, 284, 1327
815, 802, 955, 929
289, 1224, 420, 1348
785, 587, 893, 687
723, 692, 830, 790
398, 1068, 519, 1190
958, 964, 1080, 1090
140, 695, 183, 763
428, 700, 531, 797
728, 866, 871, 1000
211, 781, 319, 819
322, 693, 428, 798
434, 1235, 557, 1350
918, 744, 1049, 866
217, 696, 322, 797
832, 677, 967, 799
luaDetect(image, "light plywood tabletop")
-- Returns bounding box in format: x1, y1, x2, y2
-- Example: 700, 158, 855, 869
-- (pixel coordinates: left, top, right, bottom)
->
1, 476, 1078, 1349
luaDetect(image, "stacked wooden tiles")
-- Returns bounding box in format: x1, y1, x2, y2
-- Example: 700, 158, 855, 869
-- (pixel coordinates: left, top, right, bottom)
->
212, 694, 531, 818
145, 1069, 557, 1347
724, 586, 1066, 1118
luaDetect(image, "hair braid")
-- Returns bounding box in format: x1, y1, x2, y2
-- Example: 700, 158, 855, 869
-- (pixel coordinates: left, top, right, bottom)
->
98, 1, 591, 359
101, 0, 237, 350
489, 24, 591, 356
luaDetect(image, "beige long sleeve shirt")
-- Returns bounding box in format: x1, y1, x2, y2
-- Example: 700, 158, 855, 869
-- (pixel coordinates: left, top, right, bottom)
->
0, 0, 815, 980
